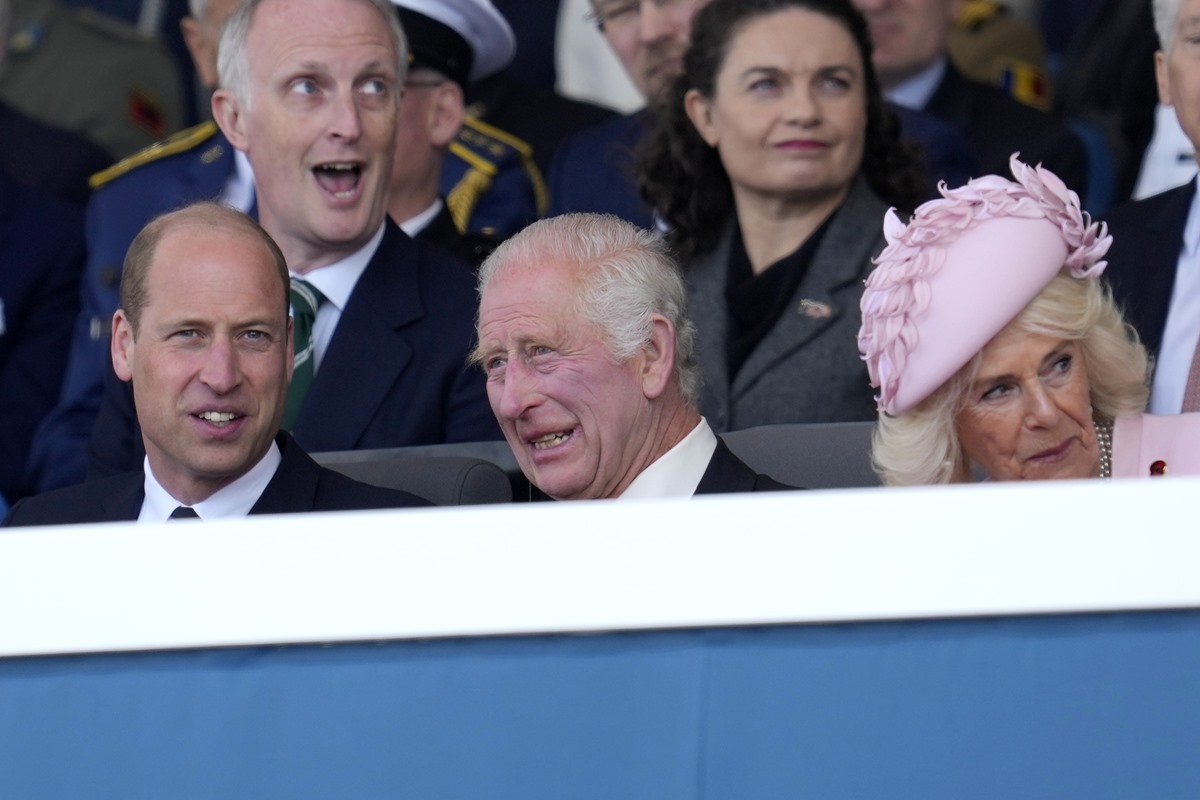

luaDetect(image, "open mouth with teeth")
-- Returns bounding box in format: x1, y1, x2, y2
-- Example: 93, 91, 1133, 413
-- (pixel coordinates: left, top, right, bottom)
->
313, 162, 363, 199
196, 411, 241, 428
530, 430, 574, 450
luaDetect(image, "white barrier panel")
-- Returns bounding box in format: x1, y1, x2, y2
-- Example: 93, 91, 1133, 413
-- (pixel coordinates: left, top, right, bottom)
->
1, 477, 1197, 657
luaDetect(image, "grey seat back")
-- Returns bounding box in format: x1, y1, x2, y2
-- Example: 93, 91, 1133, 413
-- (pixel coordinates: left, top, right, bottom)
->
720, 422, 879, 489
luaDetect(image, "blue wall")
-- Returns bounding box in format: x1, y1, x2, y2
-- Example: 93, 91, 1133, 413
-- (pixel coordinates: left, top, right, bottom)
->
2, 609, 1198, 799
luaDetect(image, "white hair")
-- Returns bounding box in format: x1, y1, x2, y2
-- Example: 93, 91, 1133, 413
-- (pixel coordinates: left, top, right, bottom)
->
476, 213, 702, 406
217, 0, 408, 106
1154, 0, 1181, 51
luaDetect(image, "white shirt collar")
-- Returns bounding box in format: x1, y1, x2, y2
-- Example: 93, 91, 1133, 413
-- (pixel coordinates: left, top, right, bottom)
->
220, 149, 257, 214
619, 418, 718, 500
1182, 177, 1200, 258
399, 199, 443, 238
290, 222, 385, 313
885, 55, 947, 111
138, 440, 283, 522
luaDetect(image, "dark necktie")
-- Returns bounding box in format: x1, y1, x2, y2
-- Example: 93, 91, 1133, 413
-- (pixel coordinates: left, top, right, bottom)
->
284, 278, 326, 430
168, 506, 199, 521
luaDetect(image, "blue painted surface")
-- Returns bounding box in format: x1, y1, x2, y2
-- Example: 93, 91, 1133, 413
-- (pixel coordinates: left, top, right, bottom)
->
2, 610, 1198, 799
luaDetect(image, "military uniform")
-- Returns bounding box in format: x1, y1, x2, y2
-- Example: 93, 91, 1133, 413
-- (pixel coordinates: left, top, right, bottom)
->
442, 116, 546, 240
947, 0, 1050, 110
0, 0, 183, 159
29, 122, 242, 492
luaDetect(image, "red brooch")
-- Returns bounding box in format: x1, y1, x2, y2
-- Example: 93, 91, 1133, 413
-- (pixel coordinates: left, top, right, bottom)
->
1150, 460, 1167, 477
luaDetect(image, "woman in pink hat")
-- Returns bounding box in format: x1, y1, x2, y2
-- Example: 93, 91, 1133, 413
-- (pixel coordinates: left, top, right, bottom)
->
859, 154, 1200, 483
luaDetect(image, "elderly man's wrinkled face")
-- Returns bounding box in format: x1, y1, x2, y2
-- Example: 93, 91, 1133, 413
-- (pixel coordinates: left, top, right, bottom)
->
476, 260, 657, 499
592, 0, 711, 100
954, 326, 1099, 481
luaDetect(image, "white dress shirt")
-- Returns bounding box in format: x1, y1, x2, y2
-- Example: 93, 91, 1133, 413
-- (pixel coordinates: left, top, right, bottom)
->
620, 418, 718, 500
291, 222, 385, 373
138, 442, 282, 522
398, 199, 442, 238
1149, 180, 1200, 414
883, 56, 946, 111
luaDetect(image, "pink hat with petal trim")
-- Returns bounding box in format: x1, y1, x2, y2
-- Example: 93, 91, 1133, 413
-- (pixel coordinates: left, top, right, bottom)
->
857, 155, 1112, 416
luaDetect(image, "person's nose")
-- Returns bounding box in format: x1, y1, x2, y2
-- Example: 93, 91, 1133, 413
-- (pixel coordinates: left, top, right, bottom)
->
1024, 383, 1062, 429
495, 358, 542, 421
639, 0, 675, 43
784, 86, 819, 126
328, 89, 364, 141
199, 337, 241, 394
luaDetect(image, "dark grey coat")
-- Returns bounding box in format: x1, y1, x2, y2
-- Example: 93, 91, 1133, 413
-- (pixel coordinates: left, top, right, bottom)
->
686, 179, 887, 432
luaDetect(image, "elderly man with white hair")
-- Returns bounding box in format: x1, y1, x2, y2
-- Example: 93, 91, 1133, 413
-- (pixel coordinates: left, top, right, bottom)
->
474, 213, 793, 500
1106, 0, 1200, 416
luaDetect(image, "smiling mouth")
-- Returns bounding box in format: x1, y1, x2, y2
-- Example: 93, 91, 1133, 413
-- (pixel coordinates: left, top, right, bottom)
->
530, 431, 573, 450
1029, 439, 1072, 462
196, 411, 241, 428
314, 162, 363, 198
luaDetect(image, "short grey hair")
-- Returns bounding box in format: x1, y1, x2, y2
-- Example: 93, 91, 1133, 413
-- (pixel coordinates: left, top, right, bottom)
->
872, 272, 1150, 485
218, 0, 408, 105
1154, 0, 1181, 51
476, 213, 702, 407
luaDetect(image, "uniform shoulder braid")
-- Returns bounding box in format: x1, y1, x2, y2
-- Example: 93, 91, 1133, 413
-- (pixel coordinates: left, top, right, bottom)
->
89, 122, 222, 190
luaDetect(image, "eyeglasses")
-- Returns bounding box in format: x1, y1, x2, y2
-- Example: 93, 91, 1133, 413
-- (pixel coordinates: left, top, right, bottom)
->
589, 0, 690, 35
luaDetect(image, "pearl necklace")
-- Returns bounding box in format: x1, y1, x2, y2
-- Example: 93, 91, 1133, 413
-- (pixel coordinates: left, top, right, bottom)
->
1094, 419, 1113, 479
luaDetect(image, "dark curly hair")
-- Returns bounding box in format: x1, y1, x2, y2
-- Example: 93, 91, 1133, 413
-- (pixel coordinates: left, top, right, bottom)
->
637, 0, 926, 261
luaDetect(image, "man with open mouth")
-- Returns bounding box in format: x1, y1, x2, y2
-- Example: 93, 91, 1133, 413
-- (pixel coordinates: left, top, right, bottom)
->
85, 0, 499, 478
473, 213, 796, 500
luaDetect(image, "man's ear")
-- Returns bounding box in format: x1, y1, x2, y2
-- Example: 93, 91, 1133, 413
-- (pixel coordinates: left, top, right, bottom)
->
111, 310, 136, 383
212, 88, 249, 150
1156, 50, 1174, 106
684, 88, 718, 148
428, 82, 466, 148
285, 316, 295, 383
640, 316, 677, 400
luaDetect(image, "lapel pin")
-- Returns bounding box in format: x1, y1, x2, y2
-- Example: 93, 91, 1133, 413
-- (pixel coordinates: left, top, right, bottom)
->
797, 299, 833, 319
1150, 459, 1167, 477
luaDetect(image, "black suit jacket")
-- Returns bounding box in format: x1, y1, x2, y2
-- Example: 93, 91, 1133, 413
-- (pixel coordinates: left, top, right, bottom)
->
695, 439, 797, 494
4, 434, 427, 527
926, 64, 1088, 196
1104, 179, 1196, 358
546, 111, 654, 229
89, 219, 500, 477
0, 171, 86, 502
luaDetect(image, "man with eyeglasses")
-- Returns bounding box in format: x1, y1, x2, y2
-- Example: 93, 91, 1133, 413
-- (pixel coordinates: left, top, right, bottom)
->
545, 0, 711, 228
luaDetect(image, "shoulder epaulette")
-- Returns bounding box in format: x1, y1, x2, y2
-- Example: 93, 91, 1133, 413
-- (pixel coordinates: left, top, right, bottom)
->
89, 121, 221, 189
449, 117, 548, 215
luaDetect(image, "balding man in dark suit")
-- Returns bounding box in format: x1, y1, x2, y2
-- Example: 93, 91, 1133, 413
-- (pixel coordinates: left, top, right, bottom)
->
3, 203, 426, 526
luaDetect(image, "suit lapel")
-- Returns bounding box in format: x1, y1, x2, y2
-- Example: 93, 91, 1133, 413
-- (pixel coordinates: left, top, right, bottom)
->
731, 180, 886, 398
293, 222, 423, 451
694, 439, 757, 495
689, 226, 736, 426
97, 474, 146, 521
1136, 181, 1195, 356
249, 434, 320, 514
